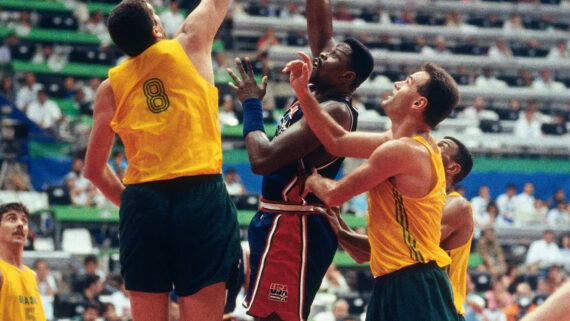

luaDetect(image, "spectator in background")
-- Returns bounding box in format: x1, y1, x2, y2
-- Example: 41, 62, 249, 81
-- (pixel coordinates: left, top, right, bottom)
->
496, 184, 517, 224
458, 96, 499, 121
445, 11, 476, 31
514, 106, 542, 138
82, 255, 106, 282
63, 76, 76, 99
26, 89, 63, 135
108, 150, 127, 181
548, 188, 566, 209
547, 201, 569, 227
256, 27, 280, 52
34, 259, 57, 321
547, 40, 569, 60
471, 185, 491, 220
74, 303, 100, 321
0, 34, 12, 64
513, 182, 537, 221
160, 1, 185, 38
248, 0, 278, 17
31, 45, 54, 64
485, 13, 503, 28
65, 157, 92, 206
86, 11, 110, 44
313, 299, 349, 321
463, 274, 485, 321
503, 14, 525, 32
476, 227, 507, 276
503, 282, 537, 321
473, 201, 496, 239
394, 9, 416, 24
12, 10, 32, 35
543, 112, 568, 136
0, 75, 16, 101
502, 265, 524, 294
280, 1, 304, 21
82, 77, 101, 104
526, 230, 563, 273
80, 274, 104, 313
559, 234, 570, 272
475, 68, 506, 88
433, 35, 451, 55
505, 99, 521, 120
488, 38, 513, 60
109, 275, 131, 320
219, 94, 239, 127
544, 265, 565, 294
102, 303, 119, 321
16, 72, 43, 112
484, 279, 513, 310
532, 69, 566, 91
320, 263, 350, 294
371, 6, 391, 25
333, 3, 354, 21
223, 168, 245, 195
518, 69, 534, 87
73, 0, 90, 31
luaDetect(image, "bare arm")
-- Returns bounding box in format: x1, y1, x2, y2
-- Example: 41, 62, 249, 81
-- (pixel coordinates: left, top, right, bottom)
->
322, 208, 370, 264
440, 196, 474, 250
306, 140, 416, 207
84, 80, 124, 206
306, 0, 335, 56
175, 0, 230, 84
285, 52, 391, 158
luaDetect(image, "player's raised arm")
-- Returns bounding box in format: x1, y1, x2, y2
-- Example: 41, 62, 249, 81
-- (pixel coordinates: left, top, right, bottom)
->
176, 0, 230, 48
306, 0, 335, 57
285, 52, 390, 159
440, 196, 473, 250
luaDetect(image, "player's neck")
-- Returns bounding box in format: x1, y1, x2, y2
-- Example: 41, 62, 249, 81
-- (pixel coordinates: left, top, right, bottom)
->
446, 185, 455, 194
0, 243, 24, 269
390, 118, 431, 140
313, 86, 350, 101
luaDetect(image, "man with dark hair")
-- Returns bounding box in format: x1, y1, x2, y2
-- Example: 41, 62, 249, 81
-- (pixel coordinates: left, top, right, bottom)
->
0, 202, 46, 321
287, 55, 460, 319
81, 274, 103, 313
225, 0, 372, 319
84, 0, 240, 320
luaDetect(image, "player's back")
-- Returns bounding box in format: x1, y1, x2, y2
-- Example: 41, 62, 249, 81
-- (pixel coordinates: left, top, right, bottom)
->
0, 259, 46, 321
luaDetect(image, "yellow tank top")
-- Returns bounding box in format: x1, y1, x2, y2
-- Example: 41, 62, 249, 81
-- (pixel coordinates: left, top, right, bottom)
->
0, 259, 46, 321
368, 136, 451, 277
108, 39, 221, 184
444, 191, 473, 316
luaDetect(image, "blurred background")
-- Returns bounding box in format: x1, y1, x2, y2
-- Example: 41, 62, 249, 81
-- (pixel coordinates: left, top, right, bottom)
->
0, 0, 568, 320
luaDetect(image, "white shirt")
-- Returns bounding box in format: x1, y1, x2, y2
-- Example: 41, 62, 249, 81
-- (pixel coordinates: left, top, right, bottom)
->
160, 10, 185, 38
474, 75, 507, 89
110, 291, 131, 318
513, 116, 542, 138
470, 196, 489, 219
496, 193, 516, 220
531, 78, 567, 91
458, 107, 499, 121
525, 239, 563, 269
26, 99, 62, 129
15, 83, 43, 110
488, 46, 512, 60
547, 47, 569, 60
547, 208, 570, 227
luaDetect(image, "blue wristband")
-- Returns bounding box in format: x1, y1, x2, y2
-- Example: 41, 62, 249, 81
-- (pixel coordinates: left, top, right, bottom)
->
242, 98, 265, 137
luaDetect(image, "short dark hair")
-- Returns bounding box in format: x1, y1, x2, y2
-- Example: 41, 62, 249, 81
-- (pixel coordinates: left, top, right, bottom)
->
0, 202, 30, 223
343, 38, 374, 91
108, 0, 156, 57
84, 254, 98, 265
417, 62, 459, 128
83, 274, 100, 290
444, 136, 473, 185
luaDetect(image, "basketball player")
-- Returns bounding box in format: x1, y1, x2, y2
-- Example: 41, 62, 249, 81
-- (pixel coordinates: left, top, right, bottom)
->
0, 202, 46, 321
287, 54, 460, 320
318, 136, 474, 320
225, 0, 373, 319
84, 1, 240, 321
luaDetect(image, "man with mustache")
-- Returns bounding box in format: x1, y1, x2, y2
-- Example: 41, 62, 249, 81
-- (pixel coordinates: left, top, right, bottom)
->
0, 202, 46, 321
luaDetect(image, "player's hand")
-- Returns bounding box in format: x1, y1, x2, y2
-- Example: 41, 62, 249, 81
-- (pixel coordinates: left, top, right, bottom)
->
322, 206, 343, 236
227, 57, 268, 102
282, 51, 312, 94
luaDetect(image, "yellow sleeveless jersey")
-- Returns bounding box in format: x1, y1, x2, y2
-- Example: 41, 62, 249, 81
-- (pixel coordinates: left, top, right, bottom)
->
367, 136, 451, 277
0, 259, 46, 321
444, 191, 473, 315
108, 39, 221, 184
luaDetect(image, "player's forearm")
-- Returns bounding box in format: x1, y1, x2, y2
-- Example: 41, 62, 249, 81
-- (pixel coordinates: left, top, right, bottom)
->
521, 280, 570, 321
337, 228, 371, 264
85, 165, 124, 206
306, 0, 334, 56
245, 131, 278, 174
306, 175, 347, 207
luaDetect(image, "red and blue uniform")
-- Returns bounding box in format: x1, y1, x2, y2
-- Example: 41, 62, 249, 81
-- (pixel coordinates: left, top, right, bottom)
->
243, 96, 358, 321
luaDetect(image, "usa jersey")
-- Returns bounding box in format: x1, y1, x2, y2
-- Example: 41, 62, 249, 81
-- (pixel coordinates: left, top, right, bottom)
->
261, 96, 358, 204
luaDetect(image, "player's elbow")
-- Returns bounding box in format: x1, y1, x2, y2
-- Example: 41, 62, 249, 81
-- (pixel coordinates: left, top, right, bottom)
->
321, 193, 343, 208
249, 159, 271, 175
83, 163, 102, 182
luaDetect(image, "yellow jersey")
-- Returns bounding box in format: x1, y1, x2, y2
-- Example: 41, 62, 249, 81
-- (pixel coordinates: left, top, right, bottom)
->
368, 136, 451, 277
444, 191, 473, 316
108, 39, 221, 184
0, 259, 46, 321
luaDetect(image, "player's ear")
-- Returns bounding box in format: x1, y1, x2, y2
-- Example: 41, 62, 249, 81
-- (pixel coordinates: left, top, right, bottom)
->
342, 71, 356, 85
446, 162, 461, 177
412, 96, 428, 110
152, 25, 162, 39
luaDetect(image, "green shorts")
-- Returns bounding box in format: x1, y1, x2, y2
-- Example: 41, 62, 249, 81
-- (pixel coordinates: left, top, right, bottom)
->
366, 262, 459, 321
119, 174, 241, 297
458, 314, 465, 321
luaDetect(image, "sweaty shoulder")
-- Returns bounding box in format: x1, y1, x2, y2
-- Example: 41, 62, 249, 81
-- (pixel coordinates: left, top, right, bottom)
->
320, 99, 353, 130
447, 195, 473, 219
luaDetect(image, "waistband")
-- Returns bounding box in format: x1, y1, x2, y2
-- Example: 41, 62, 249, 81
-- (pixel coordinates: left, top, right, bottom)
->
374, 261, 440, 281
259, 198, 327, 214
127, 174, 222, 188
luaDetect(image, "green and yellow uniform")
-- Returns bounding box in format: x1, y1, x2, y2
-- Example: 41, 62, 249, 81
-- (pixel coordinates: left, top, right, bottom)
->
444, 191, 474, 319
108, 39, 240, 296
0, 259, 46, 321
366, 136, 458, 321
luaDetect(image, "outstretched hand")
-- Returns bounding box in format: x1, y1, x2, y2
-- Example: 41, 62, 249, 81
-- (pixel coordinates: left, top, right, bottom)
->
282, 51, 313, 94
227, 57, 268, 102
